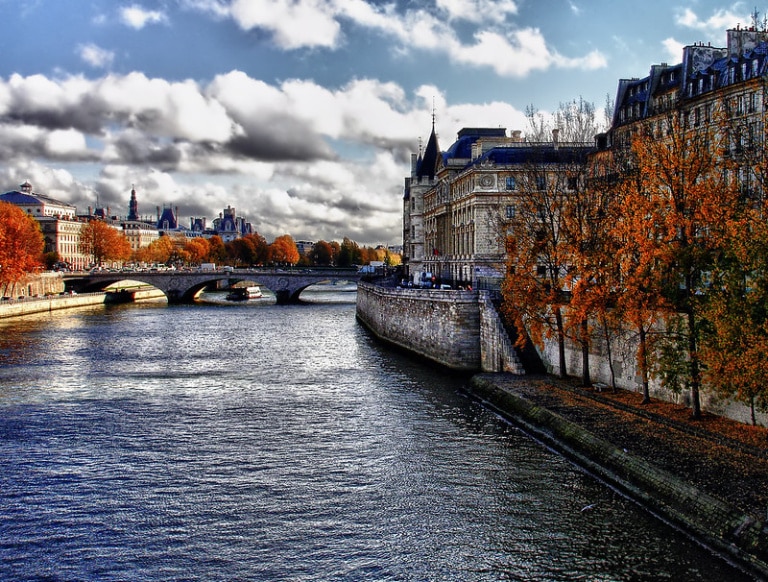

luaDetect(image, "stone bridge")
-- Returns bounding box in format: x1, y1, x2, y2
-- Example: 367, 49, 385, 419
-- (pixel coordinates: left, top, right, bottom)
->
64, 268, 363, 304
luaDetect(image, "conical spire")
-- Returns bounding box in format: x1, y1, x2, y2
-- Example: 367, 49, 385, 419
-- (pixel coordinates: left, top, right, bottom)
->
416, 114, 440, 181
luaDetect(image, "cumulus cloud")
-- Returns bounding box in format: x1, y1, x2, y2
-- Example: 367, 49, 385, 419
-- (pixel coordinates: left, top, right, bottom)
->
675, 7, 746, 37
230, 0, 341, 49
120, 4, 168, 29
221, 0, 605, 77
77, 43, 115, 69
0, 67, 573, 244
0, 69, 516, 244
662, 37, 685, 63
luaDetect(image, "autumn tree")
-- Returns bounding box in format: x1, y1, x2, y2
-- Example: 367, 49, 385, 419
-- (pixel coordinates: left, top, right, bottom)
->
311, 240, 336, 266
227, 233, 268, 266
560, 150, 620, 387
134, 235, 175, 265
700, 214, 768, 424
80, 220, 132, 266
697, 105, 768, 424
269, 234, 299, 265
0, 201, 44, 292
502, 149, 576, 379
184, 237, 211, 265
207, 235, 227, 264
623, 109, 738, 419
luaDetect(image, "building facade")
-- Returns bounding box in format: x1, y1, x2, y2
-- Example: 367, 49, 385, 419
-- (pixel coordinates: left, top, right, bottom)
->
404, 126, 592, 289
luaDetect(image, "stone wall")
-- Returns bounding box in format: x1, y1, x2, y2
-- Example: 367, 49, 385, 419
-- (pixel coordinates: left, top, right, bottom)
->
535, 315, 768, 427
2, 272, 65, 298
356, 283, 524, 373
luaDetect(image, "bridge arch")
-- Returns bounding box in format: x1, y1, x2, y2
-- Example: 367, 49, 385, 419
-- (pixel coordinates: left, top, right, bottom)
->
65, 269, 363, 305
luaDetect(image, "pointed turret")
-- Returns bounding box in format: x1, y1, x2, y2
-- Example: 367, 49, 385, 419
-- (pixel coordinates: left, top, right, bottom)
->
416, 119, 440, 181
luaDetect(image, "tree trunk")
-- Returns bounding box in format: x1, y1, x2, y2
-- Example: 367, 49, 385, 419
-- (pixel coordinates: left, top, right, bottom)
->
581, 318, 591, 387
687, 306, 702, 420
602, 316, 617, 392
555, 307, 567, 378
639, 326, 650, 404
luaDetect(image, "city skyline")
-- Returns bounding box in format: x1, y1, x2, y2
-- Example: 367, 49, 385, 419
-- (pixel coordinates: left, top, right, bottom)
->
0, 0, 758, 245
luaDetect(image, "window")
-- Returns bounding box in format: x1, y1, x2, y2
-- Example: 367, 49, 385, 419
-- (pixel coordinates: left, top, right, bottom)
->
567, 177, 578, 191
505, 176, 516, 190
505, 205, 515, 219
536, 176, 546, 190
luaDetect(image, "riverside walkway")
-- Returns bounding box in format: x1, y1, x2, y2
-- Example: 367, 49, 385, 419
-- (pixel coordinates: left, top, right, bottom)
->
468, 373, 768, 579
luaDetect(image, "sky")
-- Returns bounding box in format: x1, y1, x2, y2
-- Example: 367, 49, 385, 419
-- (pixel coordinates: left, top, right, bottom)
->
0, 1, 759, 246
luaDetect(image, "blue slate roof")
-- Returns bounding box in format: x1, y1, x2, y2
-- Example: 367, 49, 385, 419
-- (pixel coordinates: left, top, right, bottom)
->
472, 145, 591, 166
0, 190, 74, 208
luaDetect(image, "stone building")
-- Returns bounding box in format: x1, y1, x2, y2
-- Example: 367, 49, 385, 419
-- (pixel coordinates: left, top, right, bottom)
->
0, 182, 90, 270
404, 125, 592, 289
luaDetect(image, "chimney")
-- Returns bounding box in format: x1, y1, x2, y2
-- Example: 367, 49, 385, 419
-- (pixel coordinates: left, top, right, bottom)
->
552, 128, 560, 148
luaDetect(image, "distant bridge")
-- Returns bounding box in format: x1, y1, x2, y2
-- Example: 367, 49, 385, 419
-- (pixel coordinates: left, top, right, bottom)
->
63, 268, 363, 304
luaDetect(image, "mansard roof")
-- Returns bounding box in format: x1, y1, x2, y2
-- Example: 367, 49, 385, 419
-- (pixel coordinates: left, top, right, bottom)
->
613, 28, 768, 128
442, 127, 508, 162
472, 144, 592, 166
157, 206, 178, 229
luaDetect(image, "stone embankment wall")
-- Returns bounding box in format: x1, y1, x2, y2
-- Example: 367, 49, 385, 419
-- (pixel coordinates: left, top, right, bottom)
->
0, 293, 107, 319
2, 272, 65, 298
355, 282, 523, 373
535, 316, 768, 427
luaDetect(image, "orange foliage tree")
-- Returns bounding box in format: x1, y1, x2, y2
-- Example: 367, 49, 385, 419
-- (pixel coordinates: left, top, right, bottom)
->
268, 234, 299, 265
133, 235, 175, 265
80, 220, 132, 266
697, 110, 768, 424
184, 237, 211, 265
227, 233, 268, 266
560, 153, 621, 387
620, 110, 739, 419
0, 201, 44, 292
700, 214, 768, 424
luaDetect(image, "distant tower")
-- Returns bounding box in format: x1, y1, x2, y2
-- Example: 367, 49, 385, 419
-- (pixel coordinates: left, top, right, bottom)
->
128, 185, 139, 221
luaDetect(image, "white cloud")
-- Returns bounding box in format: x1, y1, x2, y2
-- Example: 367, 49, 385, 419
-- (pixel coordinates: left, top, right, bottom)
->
662, 37, 685, 63
675, 7, 746, 37
120, 4, 168, 29
229, 0, 341, 49
221, 0, 605, 78
0, 70, 541, 245
77, 43, 115, 69
435, 0, 518, 23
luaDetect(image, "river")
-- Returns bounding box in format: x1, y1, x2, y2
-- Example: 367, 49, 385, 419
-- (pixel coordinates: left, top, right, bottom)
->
0, 289, 752, 581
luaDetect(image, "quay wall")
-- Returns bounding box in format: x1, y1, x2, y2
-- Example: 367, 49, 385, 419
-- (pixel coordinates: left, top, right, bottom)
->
0, 293, 107, 319
355, 282, 523, 373
0, 287, 166, 319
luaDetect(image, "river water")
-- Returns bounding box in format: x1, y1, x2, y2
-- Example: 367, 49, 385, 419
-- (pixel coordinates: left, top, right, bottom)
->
0, 289, 752, 581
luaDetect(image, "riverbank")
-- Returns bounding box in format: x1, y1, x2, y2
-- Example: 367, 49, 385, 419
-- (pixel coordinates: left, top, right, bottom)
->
467, 373, 768, 580
0, 288, 167, 319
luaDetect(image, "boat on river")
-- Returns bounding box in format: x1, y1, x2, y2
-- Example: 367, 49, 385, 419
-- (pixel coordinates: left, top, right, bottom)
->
226, 286, 263, 301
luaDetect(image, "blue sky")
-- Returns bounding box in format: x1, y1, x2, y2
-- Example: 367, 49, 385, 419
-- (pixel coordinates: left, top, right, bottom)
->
0, 0, 758, 245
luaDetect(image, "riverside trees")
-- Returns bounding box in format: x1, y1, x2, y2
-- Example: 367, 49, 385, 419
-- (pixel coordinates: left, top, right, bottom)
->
80, 219, 132, 266
502, 101, 768, 422
0, 201, 44, 293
